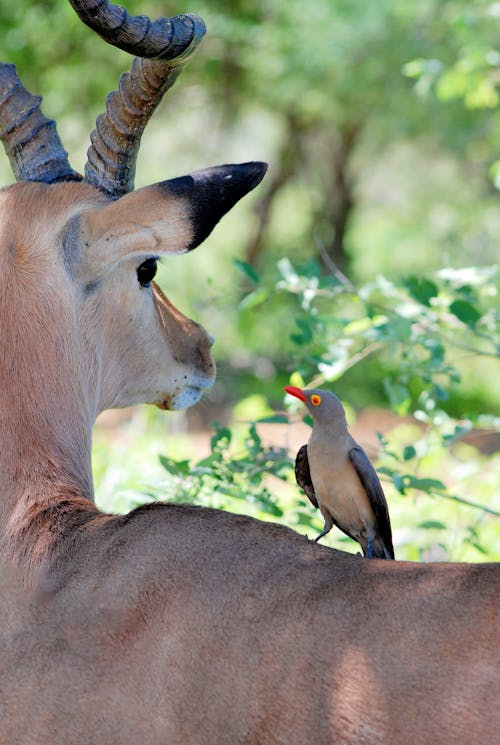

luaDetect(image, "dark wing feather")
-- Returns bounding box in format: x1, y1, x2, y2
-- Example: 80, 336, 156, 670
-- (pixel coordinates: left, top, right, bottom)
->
294, 444, 318, 509
348, 445, 395, 559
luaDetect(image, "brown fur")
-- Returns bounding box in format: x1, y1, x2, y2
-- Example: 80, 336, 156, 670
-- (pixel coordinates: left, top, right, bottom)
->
1, 173, 499, 745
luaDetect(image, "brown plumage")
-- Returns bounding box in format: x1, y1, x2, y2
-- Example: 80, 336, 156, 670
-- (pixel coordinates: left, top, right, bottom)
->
285, 386, 394, 559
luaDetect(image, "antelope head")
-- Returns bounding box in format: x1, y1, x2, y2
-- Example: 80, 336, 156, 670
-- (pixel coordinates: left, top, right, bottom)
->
0, 0, 266, 430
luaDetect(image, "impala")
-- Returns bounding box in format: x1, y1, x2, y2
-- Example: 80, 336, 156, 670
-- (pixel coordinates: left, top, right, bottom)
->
0, 2, 498, 743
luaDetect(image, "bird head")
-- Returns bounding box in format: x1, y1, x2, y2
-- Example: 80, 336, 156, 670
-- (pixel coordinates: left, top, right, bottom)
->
284, 386, 347, 428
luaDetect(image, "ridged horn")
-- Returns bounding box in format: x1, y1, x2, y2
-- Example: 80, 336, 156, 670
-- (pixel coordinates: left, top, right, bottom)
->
0, 63, 80, 184
68, 0, 205, 61
69, 1, 206, 197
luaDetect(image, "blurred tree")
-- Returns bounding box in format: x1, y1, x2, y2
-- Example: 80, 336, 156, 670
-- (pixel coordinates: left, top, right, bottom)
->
2, 0, 498, 274
164, 0, 500, 273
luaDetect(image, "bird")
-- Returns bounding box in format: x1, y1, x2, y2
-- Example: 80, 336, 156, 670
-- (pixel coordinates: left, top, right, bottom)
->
284, 386, 395, 559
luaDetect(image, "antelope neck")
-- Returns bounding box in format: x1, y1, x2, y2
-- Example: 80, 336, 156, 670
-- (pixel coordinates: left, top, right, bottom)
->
0, 326, 96, 535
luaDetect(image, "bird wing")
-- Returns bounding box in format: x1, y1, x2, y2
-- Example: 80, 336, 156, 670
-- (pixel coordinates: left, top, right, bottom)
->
294, 444, 318, 508
348, 445, 395, 559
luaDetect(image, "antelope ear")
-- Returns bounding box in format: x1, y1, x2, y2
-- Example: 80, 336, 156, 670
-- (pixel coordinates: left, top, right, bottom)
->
75, 161, 267, 280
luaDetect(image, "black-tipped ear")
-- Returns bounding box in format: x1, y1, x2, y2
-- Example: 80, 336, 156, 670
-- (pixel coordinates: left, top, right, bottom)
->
162, 161, 268, 250
76, 161, 268, 282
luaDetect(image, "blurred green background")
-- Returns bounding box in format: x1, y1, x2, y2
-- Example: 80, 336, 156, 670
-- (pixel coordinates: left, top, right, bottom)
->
1, 0, 499, 560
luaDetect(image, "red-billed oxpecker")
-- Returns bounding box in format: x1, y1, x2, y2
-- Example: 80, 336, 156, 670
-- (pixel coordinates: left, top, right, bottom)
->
284, 386, 395, 559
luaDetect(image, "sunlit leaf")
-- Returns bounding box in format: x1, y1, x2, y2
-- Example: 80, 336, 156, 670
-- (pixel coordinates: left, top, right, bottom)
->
289, 371, 306, 388
158, 455, 190, 476
238, 287, 270, 311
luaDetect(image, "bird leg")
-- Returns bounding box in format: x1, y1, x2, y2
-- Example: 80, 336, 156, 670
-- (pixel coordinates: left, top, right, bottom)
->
314, 516, 334, 543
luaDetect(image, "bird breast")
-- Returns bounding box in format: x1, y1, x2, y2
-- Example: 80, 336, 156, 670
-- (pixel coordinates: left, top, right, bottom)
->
307, 435, 376, 532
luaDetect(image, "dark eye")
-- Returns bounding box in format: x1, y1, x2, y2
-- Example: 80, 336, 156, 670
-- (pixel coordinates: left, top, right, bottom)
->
136, 258, 158, 288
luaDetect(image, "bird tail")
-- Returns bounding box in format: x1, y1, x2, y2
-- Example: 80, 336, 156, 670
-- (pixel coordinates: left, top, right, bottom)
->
382, 544, 395, 560
368, 540, 395, 560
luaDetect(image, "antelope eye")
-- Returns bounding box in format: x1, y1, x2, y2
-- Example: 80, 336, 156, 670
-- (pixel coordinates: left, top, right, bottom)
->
137, 258, 158, 288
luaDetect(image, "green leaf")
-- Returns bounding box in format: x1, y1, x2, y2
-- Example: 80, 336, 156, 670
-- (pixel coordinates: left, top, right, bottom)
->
426, 341, 445, 367
392, 473, 405, 493
404, 476, 447, 492
259, 501, 284, 518
296, 510, 318, 528
343, 317, 375, 335
466, 540, 488, 556
406, 276, 438, 306
256, 414, 289, 424
383, 378, 411, 415
158, 455, 190, 476
295, 317, 314, 343
403, 445, 416, 461
238, 287, 270, 311
449, 299, 481, 327
233, 258, 260, 285
210, 425, 232, 452
378, 466, 395, 477
419, 520, 446, 530
433, 384, 449, 401
194, 455, 215, 469
245, 423, 262, 455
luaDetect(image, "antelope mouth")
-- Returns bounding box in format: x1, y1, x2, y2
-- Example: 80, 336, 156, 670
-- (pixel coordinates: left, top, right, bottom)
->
157, 375, 215, 411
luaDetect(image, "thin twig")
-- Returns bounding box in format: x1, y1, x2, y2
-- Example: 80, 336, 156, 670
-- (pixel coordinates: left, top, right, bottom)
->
433, 491, 500, 517
309, 341, 382, 389
315, 233, 356, 292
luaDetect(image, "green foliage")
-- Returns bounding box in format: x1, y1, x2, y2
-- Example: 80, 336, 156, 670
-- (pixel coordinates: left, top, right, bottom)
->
94, 0, 500, 562
158, 421, 290, 518
93, 259, 499, 561
272, 259, 499, 396
404, 2, 500, 110
2, 1, 498, 560
271, 260, 500, 550
136, 259, 498, 560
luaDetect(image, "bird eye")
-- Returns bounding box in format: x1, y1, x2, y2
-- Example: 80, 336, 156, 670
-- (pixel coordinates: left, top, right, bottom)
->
311, 394, 322, 406
136, 258, 158, 288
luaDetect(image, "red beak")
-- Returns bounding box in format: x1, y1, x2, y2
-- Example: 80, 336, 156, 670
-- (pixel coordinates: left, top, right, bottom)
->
284, 386, 306, 402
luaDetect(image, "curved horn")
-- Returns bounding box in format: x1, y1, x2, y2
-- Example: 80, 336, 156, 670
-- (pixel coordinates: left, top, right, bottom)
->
69, 1, 206, 198
68, 0, 205, 61
85, 59, 185, 197
0, 63, 80, 184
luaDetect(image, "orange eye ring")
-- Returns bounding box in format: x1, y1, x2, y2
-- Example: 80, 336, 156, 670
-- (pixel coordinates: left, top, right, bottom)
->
311, 394, 322, 406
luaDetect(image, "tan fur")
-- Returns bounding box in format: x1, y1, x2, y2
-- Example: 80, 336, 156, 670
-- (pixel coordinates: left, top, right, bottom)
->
0, 181, 214, 528
79, 184, 194, 280
0, 177, 499, 745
